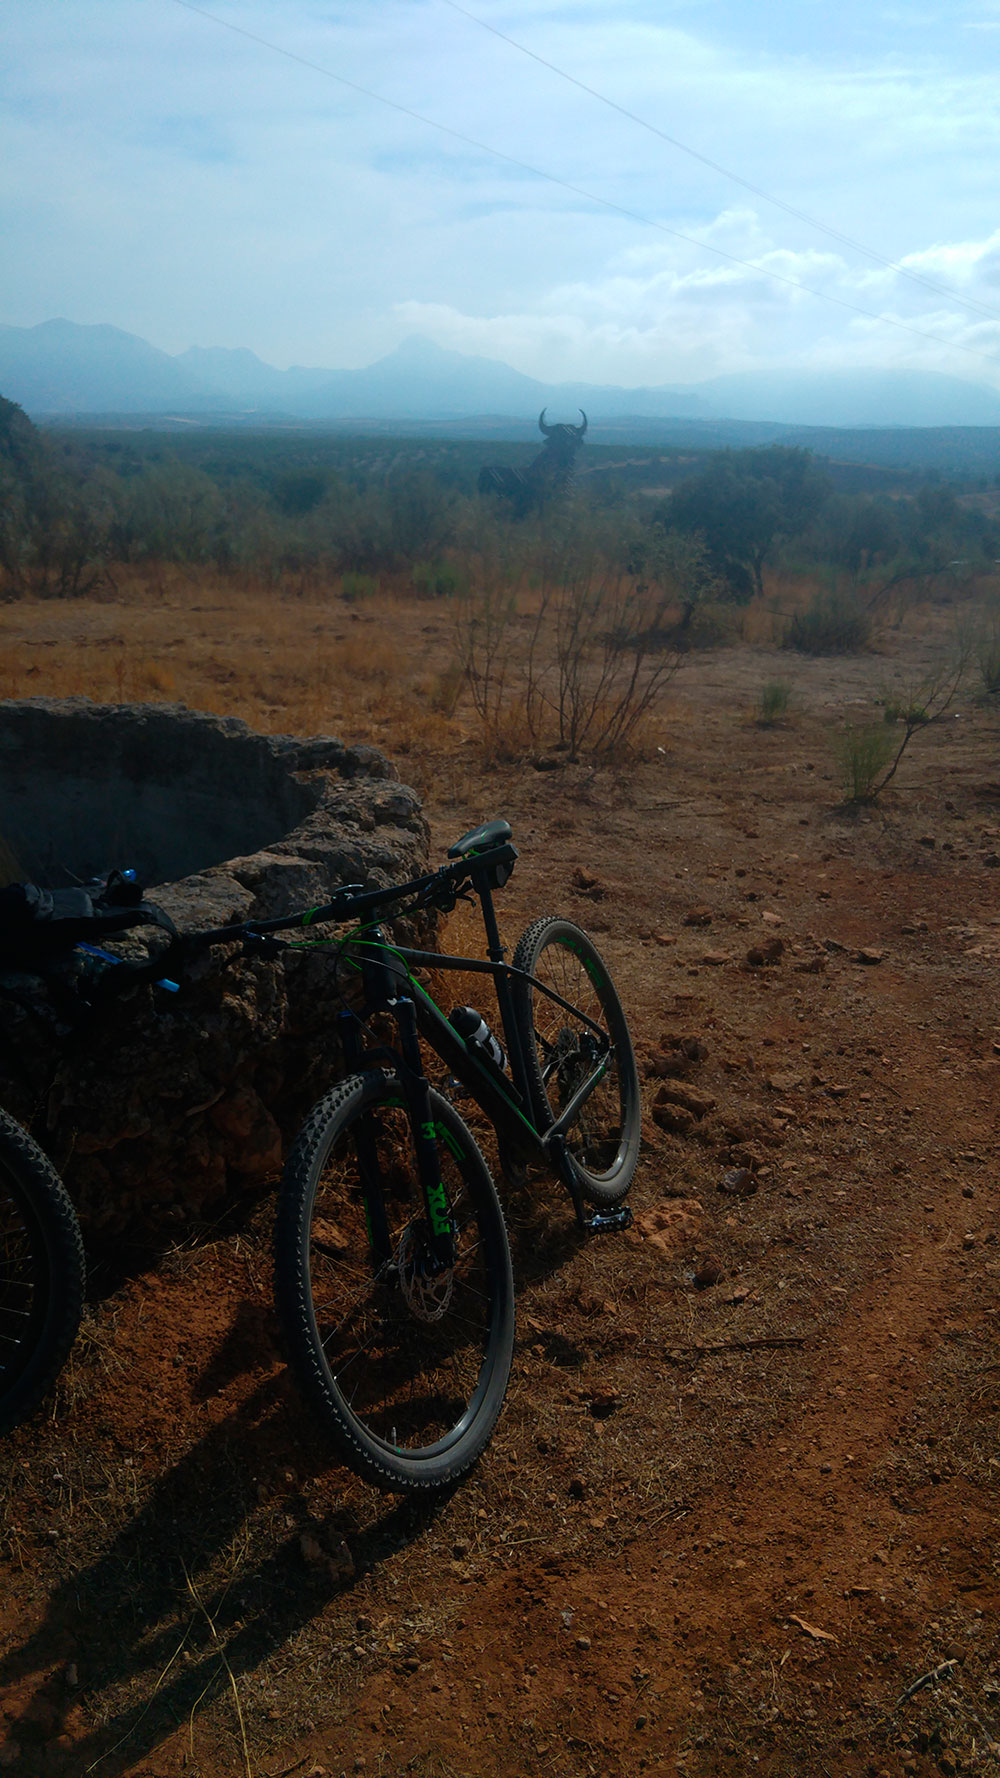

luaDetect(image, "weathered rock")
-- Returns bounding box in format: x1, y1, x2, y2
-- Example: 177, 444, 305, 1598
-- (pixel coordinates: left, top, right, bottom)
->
683, 906, 713, 927
587, 1388, 620, 1419
746, 937, 784, 967
0, 700, 432, 1236
570, 865, 607, 899
645, 1031, 709, 1079
718, 1166, 756, 1197
654, 1082, 717, 1119
651, 1095, 697, 1137
766, 1070, 804, 1093
634, 1199, 704, 1257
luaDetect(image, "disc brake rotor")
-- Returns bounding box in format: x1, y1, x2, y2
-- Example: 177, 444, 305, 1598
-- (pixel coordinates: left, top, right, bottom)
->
396, 1221, 455, 1323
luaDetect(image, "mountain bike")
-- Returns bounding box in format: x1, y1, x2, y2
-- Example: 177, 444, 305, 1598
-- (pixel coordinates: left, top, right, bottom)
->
0, 1107, 85, 1436
262, 818, 641, 1492
0, 819, 640, 1485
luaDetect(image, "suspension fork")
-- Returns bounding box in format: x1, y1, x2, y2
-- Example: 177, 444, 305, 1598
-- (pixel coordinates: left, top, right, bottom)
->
339, 1011, 393, 1262
339, 1002, 454, 1267
390, 995, 457, 1268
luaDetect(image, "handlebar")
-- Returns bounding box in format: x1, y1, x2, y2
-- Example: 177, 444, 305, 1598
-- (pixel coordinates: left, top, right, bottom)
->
178, 839, 519, 954
0, 835, 519, 1011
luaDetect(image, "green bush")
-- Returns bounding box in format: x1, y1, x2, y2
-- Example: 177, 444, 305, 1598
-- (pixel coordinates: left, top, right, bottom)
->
341, 570, 377, 602
881, 695, 929, 726
412, 559, 466, 599
784, 590, 871, 655
975, 612, 1000, 698
836, 721, 896, 802
756, 680, 793, 725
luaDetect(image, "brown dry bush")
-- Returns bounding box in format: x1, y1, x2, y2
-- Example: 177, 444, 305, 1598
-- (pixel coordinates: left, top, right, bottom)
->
784, 586, 872, 654
456, 518, 691, 763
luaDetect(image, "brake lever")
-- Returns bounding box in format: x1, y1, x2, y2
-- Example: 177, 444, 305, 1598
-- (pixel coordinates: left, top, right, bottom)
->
242, 930, 288, 960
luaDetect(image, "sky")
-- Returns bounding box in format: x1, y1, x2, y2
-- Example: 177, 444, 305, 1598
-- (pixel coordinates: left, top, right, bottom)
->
3, 0, 1000, 390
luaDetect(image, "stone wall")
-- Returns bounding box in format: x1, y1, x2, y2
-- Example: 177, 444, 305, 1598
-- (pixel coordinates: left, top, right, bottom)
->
0, 700, 432, 1236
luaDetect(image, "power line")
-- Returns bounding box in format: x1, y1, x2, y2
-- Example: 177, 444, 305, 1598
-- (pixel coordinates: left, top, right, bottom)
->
441, 0, 1000, 327
165, 0, 1000, 371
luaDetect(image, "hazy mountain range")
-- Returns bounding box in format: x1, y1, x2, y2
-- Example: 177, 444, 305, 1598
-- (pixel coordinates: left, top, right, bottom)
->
4, 317, 1000, 431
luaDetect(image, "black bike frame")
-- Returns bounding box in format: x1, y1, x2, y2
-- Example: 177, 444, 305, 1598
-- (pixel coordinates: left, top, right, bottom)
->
188, 840, 616, 1226
337, 869, 615, 1229
400, 952, 611, 1159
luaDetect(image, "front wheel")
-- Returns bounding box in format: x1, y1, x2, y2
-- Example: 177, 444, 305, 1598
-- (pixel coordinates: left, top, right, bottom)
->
0, 1109, 85, 1436
274, 1072, 515, 1492
511, 917, 641, 1207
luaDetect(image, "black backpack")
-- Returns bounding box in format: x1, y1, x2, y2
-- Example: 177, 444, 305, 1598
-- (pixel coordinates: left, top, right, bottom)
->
0, 870, 178, 974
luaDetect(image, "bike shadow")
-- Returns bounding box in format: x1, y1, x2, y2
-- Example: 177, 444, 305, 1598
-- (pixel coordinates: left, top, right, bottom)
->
0, 1315, 452, 1776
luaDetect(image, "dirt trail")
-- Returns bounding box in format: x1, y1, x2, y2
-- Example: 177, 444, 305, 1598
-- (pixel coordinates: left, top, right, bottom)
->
1, 621, 999, 1777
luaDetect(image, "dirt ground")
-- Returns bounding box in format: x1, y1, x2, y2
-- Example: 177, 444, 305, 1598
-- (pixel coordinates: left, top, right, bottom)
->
1, 584, 999, 1777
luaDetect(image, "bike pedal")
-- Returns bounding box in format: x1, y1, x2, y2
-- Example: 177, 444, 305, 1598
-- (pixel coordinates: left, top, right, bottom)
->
583, 1204, 633, 1236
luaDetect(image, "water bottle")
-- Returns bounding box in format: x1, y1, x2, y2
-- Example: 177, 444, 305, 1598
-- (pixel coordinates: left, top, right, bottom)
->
449, 1005, 508, 1080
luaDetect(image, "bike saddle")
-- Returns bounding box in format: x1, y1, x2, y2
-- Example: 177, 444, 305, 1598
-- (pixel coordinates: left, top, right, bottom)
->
447, 818, 513, 859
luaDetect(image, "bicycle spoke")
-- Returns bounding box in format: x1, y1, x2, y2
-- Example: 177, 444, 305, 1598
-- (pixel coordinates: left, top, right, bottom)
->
300, 1095, 501, 1456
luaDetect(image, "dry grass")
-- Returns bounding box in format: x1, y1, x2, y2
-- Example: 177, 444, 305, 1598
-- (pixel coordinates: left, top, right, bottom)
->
0, 563, 700, 783
0, 570, 473, 795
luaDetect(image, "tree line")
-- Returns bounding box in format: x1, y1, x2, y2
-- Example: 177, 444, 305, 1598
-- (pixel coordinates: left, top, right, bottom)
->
1, 394, 997, 607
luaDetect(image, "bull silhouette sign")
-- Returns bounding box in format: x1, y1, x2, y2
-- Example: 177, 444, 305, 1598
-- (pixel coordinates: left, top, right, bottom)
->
478, 409, 588, 518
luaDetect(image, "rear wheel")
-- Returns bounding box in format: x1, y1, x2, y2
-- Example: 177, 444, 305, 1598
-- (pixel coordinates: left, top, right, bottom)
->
511, 917, 640, 1207
274, 1072, 515, 1492
0, 1109, 85, 1435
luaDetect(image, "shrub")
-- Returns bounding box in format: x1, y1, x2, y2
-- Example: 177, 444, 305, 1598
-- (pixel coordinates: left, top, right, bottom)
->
834, 652, 970, 805
881, 694, 929, 726
428, 662, 464, 716
412, 559, 466, 599
756, 680, 793, 725
523, 524, 685, 760
836, 721, 896, 802
341, 570, 377, 603
975, 610, 1000, 699
784, 590, 871, 655
677, 598, 741, 649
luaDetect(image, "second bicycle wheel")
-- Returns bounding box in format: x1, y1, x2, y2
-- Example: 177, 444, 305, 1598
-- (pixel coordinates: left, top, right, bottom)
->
511, 917, 641, 1207
0, 1108, 85, 1436
275, 1071, 515, 1492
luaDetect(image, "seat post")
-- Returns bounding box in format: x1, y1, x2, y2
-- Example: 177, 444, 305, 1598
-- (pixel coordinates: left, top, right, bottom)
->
478, 879, 504, 964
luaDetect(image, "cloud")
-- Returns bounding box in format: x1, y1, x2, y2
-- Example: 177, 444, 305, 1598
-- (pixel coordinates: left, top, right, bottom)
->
899, 228, 1000, 288
395, 206, 1000, 388
2, 0, 1000, 389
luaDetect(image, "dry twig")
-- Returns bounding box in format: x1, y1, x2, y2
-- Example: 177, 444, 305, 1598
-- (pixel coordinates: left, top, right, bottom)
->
896, 1659, 958, 1708
182, 1559, 254, 1778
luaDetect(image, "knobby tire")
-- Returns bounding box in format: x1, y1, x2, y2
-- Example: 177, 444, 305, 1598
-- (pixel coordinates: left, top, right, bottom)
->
274, 1071, 515, 1492
0, 1109, 85, 1435
511, 917, 640, 1207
